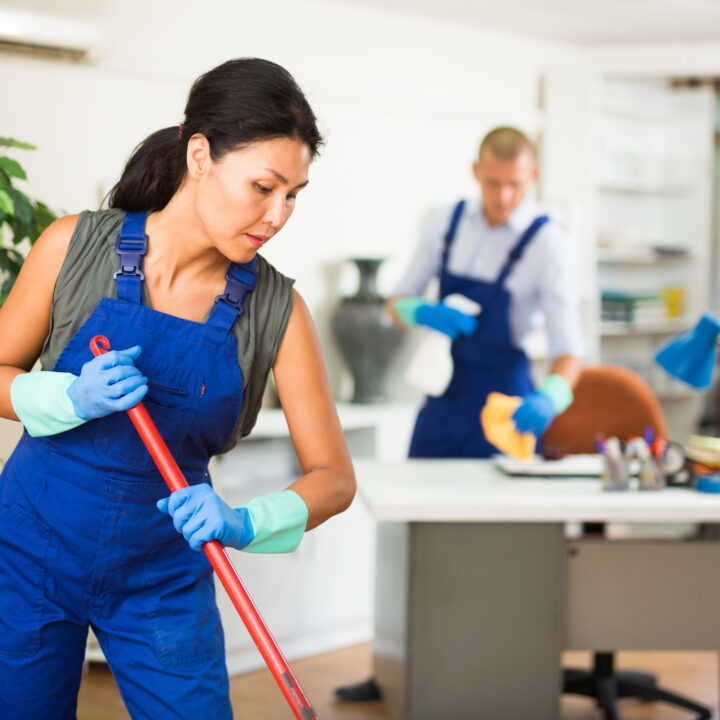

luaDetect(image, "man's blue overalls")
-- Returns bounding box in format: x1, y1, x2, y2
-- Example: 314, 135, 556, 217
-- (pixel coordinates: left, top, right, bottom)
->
0, 212, 256, 719
409, 200, 549, 458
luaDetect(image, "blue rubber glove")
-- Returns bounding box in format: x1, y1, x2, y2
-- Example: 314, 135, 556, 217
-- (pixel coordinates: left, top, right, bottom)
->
511, 392, 557, 437
156, 483, 255, 551
394, 297, 478, 340
66, 345, 148, 420
511, 374, 574, 438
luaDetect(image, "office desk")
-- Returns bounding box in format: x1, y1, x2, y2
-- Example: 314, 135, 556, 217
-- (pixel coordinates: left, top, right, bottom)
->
356, 459, 720, 720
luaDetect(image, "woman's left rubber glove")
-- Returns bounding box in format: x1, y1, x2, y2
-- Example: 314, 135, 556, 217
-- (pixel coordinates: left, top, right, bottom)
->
10, 346, 148, 437
157, 484, 309, 554
511, 374, 574, 438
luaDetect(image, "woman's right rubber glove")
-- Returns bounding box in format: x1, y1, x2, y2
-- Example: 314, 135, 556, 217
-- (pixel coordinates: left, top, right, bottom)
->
10, 345, 148, 437
66, 345, 148, 420
393, 297, 478, 340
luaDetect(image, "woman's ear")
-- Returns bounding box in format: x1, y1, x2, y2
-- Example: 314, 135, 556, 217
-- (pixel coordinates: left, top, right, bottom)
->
186, 133, 211, 179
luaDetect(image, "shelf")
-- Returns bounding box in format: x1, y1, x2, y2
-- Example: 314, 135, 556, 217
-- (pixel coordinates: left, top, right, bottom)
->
598, 182, 697, 195
600, 318, 691, 337
656, 389, 700, 401
597, 248, 694, 265
598, 97, 706, 123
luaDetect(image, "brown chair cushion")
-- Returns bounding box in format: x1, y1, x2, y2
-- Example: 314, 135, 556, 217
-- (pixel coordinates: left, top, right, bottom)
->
543, 364, 670, 455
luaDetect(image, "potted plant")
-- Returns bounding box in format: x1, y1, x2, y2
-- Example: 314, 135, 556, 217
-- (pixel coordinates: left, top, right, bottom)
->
0, 137, 57, 305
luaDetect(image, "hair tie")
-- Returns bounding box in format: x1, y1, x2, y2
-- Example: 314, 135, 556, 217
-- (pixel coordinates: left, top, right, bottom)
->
178, 122, 184, 139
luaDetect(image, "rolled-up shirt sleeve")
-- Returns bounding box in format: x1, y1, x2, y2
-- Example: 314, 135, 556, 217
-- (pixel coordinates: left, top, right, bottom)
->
536, 225, 586, 360
391, 206, 450, 297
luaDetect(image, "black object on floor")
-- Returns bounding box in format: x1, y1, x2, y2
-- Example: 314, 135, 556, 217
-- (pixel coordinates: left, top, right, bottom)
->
334, 677, 383, 702
563, 652, 712, 720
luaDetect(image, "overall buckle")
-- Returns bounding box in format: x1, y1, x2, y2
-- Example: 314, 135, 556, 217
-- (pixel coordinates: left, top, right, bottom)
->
114, 235, 148, 281
214, 261, 258, 311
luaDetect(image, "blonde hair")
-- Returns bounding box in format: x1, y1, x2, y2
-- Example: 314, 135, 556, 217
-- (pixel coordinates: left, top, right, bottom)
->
478, 127, 536, 162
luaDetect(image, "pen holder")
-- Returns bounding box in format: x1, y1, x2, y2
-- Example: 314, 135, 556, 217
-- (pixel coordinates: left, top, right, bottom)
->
601, 454, 630, 491
638, 456, 666, 491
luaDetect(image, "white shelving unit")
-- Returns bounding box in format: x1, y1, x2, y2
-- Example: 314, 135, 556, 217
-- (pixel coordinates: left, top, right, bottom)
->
593, 78, 715, 440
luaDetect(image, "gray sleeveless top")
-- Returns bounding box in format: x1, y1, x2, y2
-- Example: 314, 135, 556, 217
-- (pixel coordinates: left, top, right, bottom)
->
39, 209, 295, 450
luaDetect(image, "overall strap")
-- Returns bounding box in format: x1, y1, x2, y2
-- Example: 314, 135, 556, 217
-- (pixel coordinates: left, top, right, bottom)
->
495, 215, 550, 286
440, 200, 466, 276
114, 212, 148, 304
207, 257, 259, 333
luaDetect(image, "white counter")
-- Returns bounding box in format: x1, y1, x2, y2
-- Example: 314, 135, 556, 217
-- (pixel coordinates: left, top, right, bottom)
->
355, 458, 720, 523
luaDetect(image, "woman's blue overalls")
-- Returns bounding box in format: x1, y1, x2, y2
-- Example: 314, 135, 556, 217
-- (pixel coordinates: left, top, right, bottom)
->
0, 212, 256, 719
408, 200, 549, 458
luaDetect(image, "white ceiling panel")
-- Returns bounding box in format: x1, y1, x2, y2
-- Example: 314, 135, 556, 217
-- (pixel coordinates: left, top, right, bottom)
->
334, 0, 720, 44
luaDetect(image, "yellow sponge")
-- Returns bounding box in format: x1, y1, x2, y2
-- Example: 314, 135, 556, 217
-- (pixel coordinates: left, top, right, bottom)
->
480, 392, 536, 461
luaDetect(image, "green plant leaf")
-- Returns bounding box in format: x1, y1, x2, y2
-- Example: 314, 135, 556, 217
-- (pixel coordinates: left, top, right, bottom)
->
0, 189, 14, 216
0, 139, 56, 306
1, 273, 17, 297
10, 190, 32, 227
34, 201, 56, 237
0, 250, 23, 274
9, 218, 29, 246
0, 157, 27, 180
0, 138, 36, 150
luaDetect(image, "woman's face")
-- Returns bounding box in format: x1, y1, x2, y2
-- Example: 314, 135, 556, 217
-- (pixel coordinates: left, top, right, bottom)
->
191, 136, 311, 263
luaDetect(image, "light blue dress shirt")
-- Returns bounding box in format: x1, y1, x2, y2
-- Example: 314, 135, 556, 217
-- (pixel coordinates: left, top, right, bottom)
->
392, 195, 585, 360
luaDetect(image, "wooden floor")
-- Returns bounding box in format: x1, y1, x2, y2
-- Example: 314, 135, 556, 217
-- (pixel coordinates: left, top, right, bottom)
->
77, 644, 719, 719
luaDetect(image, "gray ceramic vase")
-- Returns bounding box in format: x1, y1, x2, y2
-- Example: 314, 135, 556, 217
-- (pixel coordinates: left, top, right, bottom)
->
332, 258, 404, 403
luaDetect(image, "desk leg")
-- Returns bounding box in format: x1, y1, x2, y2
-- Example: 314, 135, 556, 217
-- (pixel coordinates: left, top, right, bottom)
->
374, 522, 565, 720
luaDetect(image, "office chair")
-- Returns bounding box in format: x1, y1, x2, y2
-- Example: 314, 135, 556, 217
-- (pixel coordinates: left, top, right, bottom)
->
543, 364, 712, 720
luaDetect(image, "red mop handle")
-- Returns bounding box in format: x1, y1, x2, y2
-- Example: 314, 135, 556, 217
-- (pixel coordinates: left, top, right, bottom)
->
90, 335, 317, 720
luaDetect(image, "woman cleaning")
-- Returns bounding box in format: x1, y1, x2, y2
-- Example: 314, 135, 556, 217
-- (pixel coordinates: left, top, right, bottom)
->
0, 57, 355, 719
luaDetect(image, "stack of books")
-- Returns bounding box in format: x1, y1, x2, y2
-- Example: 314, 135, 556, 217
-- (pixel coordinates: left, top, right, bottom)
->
601, 290, 667, 324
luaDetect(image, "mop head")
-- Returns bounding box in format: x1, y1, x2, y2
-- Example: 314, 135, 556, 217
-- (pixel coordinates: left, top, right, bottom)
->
480, 392, 536, 461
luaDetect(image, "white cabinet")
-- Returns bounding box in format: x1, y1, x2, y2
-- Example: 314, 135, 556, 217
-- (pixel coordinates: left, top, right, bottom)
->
213, 402, 417, 675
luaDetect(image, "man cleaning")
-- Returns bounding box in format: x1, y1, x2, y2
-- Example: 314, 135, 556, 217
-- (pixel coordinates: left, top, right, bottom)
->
337, 125, 584, 702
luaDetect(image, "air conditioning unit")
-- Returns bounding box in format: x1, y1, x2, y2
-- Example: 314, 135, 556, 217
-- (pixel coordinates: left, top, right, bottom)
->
0, 7, 103, 61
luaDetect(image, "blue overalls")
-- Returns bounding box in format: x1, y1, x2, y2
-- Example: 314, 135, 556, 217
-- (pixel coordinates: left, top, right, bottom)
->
0, 212, 257, 719
408, 200, 549, 458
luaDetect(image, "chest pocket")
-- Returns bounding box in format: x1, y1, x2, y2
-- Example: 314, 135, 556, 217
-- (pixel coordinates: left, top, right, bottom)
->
94, 360, 204, 472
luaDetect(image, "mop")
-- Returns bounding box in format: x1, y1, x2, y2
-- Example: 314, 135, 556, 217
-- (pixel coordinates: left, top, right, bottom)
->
89, 335, 318, 720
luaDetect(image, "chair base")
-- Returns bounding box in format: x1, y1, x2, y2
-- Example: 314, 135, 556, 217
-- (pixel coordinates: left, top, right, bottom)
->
564, 653, 712, 720
334, 677, 383, 702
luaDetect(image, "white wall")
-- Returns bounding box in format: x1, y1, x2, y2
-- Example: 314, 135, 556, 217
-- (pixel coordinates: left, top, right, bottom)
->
0, 0, 581, 401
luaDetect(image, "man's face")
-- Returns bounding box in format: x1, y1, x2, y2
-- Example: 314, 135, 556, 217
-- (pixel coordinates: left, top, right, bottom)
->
472, 150, 538, 227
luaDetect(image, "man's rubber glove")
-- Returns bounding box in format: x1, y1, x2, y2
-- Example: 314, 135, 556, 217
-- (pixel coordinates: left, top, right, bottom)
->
157, 484, 309, 554
511, 374, 574, 438
10, 346, 147, 437
393, 297, 478, 340
66, 345, 148, 420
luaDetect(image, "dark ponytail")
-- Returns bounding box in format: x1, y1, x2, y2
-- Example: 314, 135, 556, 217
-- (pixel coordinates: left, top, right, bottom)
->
109, 58, 323, 212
